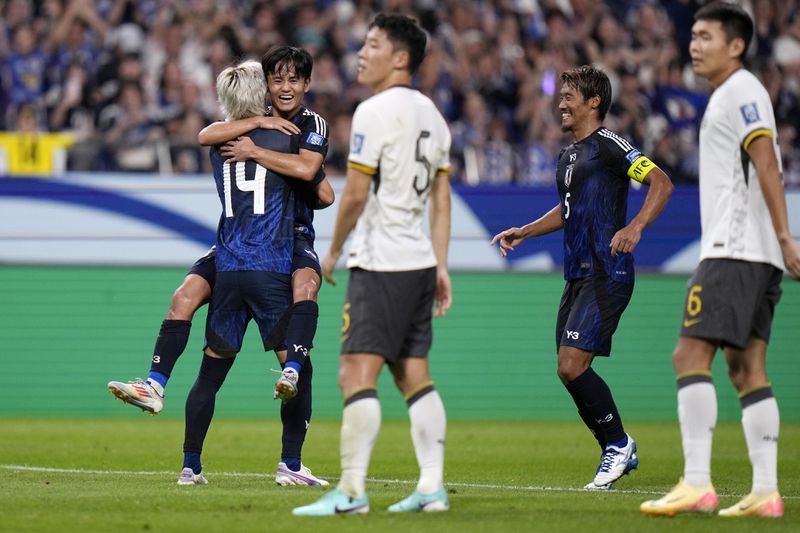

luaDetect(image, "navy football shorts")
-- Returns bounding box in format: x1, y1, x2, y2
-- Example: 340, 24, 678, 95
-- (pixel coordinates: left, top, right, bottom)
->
555, 274, 633, 357
204, 271, 292, 357
292, 233, 321, 279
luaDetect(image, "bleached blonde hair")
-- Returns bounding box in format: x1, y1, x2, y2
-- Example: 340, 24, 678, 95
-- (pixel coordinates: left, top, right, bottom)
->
216, 60, 266, 120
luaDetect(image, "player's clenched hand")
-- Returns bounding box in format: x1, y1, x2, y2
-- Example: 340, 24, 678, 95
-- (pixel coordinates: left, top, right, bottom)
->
610, 223, 643, 256
780, 239, 800, 280
435, 267, 452, 317
490, 227, 525, 257
321, 250, 341, 286
257, 116, 300, 135
222, 137, 256, 163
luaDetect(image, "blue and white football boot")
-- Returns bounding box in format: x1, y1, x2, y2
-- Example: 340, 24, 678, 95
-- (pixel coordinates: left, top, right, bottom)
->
292, 489, 369, 516
388, 488, 450, 512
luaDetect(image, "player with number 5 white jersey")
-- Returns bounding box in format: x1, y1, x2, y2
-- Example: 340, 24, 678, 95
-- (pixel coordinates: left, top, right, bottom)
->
346, 87, 451, 271
296, 13, 453, 517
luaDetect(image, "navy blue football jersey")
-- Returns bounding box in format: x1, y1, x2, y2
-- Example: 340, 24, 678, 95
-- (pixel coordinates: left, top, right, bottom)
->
556, 127, 657, 283
211, 128, 296, 273
285, 105, 329, 240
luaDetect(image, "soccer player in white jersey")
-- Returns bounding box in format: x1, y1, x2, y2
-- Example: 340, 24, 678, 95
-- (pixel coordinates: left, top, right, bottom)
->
641, 2, 800, 518
293, 13, 452, 516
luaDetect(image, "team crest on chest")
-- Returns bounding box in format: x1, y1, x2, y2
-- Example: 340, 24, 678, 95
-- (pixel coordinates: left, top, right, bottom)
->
565, 164, 574, 187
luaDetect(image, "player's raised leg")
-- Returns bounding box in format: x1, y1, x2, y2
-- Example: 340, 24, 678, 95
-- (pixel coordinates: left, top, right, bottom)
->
275, 264, 320, 402
109, 259, 213, 414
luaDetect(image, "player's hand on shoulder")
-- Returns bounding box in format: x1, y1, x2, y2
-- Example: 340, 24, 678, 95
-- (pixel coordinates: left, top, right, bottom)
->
258, 116, 300, 135
780, 239, 800, 280
491, 227, 524, 257
222, 136, 256, 163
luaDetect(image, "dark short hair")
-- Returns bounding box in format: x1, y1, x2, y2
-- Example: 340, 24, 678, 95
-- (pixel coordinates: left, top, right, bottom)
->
261, 46, 313, 81
694, 1, 754, 58
560, 65, 612, 121
369, 12, 427, 74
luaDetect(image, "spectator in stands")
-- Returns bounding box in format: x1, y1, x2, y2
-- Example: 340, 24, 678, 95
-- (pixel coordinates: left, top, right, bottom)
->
98, 81, 163, 172
2, 23, 48, 128
0, 0, 797, 182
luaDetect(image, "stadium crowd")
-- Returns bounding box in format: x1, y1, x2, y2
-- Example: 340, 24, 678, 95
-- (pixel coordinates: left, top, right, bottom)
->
1, 0, 799, 184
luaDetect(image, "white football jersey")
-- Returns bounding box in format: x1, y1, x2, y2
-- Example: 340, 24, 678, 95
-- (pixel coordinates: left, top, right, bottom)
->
698, 69, 784, 270
346, 86, 451, 271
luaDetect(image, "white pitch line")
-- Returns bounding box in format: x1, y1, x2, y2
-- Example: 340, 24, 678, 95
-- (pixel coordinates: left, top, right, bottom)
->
1, 464, 797, 500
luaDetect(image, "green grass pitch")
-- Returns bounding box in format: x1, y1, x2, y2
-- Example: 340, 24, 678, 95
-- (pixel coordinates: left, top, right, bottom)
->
1, 418, 797, 532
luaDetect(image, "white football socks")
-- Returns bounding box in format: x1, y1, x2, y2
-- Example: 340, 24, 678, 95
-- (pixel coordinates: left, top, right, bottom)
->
742, 395, 780, 495
678, 381, 717, 488
408, 390, 447, 494
338, 396, 381, 498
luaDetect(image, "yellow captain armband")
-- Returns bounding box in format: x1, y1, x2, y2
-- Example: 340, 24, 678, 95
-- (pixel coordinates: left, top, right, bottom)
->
347, 161, 378, 175
436, 166, 450, 176
742, 128, 772, 151
627, 155, 657, 183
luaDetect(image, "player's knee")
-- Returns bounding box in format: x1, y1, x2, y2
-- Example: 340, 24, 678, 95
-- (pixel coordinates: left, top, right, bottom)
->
556, 359, 581, 383
169, 287, 203, 320
292, 272, 320, 302
672, 345, 692, 373
337, 364, 354, 393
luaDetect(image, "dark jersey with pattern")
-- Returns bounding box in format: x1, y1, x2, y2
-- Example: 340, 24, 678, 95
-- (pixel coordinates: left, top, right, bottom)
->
269, 105, 329, 241
556, 127, 650, 284
211, 128, 295, 273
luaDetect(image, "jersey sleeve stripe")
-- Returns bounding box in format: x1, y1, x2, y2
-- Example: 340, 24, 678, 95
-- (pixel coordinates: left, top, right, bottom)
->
347, 161, 378, 175
598, 128, 634, 152
304, 109, 329, 138
742, 128, 772, 150
436, 166, 450, 176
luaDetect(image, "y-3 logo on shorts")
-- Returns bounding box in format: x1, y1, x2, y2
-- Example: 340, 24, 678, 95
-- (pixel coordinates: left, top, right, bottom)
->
566, 330, 580, 340
293, 344, 308, 357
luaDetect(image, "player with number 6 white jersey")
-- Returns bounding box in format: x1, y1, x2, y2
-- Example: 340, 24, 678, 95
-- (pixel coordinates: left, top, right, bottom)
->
698, 68, 784, 270
346, 86, 451, 271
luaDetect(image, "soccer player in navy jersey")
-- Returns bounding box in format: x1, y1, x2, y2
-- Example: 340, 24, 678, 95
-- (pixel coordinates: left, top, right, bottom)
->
492, 65, 673, 490
108, 49, 332, 486
172, 60, 317, 485
198, 46, 332, 408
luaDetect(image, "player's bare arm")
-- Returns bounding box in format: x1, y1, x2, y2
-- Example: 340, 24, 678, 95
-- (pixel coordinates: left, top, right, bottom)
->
429, 172, 452, 317
491, 204, 563, 257
610, 167, 673, 256
748, 135, 800, 279
311, 177, 335, 209
220, 138, 323, 182
197, 116, 299, 145
321, 167, 372, 285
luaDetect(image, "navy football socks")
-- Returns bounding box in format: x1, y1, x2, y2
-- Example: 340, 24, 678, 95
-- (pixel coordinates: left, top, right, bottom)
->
280, 359, 313, 471
565, 367, 626, 446
149, 319, 192, 390
284, 301, 318, 370
183, 355, 234, 459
